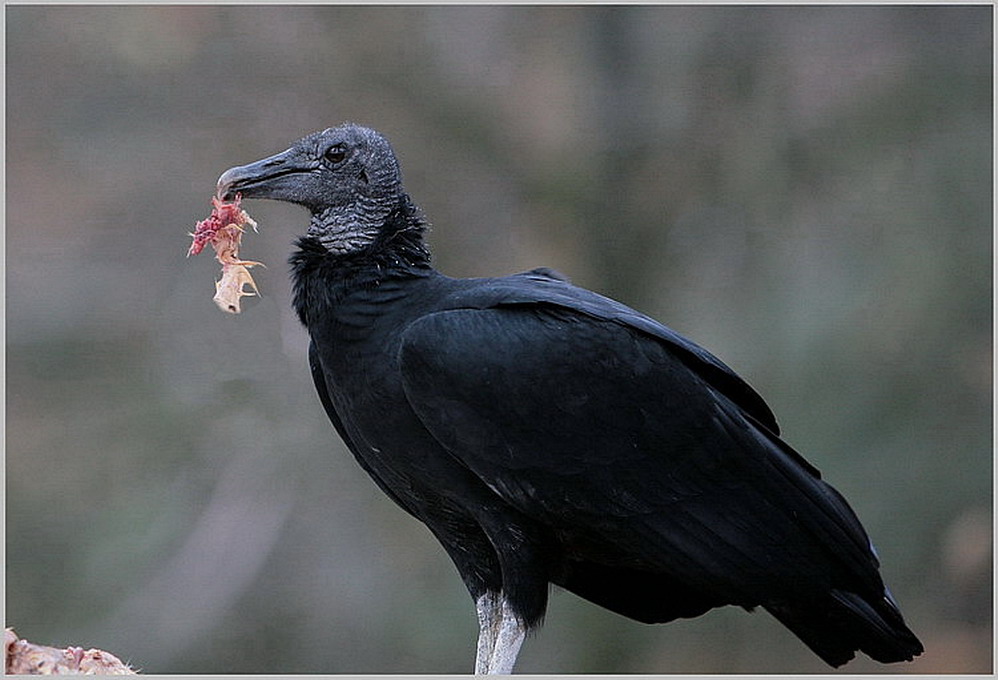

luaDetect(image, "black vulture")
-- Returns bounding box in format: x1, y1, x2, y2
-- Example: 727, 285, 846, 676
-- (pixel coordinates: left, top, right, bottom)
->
215, 123, 923, 673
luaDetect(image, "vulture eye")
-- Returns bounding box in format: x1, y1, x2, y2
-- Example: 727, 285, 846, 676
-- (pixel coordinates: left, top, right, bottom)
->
323, 145, 347, 165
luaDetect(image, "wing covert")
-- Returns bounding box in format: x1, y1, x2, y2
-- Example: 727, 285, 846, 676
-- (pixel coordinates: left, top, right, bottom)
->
441, 273, 782, 434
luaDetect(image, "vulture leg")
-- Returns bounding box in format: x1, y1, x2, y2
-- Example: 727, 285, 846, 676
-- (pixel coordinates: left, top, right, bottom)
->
475, 592, 526, 674
475, 593, 501, 674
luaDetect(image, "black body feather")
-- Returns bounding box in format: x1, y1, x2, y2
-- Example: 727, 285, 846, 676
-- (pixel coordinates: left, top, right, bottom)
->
290, 227, 922, 666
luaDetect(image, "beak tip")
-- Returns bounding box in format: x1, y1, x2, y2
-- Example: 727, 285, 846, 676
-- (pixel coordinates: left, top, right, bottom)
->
214, 145, 296, 202
216, 168, 238, 200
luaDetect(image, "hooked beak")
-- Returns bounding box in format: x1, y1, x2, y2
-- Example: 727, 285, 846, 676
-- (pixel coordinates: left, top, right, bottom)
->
216, 146, 315, 202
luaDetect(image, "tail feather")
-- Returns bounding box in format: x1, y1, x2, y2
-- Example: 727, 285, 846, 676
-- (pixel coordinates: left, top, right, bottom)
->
765, 589, 923, 667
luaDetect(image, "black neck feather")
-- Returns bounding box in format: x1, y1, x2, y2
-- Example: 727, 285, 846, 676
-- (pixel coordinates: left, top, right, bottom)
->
289, 193, 433, 327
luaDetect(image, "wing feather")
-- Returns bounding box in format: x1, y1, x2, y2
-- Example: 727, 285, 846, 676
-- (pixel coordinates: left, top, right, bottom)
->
398, 304, 884, 602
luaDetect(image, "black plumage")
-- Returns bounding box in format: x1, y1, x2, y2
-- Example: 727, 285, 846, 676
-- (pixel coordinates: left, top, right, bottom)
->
215, 123, 923, 673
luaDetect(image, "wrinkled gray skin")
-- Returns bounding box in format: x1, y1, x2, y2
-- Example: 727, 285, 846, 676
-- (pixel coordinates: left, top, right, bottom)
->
217, 124, 403, 255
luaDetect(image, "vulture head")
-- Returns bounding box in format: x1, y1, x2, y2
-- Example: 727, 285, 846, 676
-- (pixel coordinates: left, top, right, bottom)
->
216, 123, 410, 255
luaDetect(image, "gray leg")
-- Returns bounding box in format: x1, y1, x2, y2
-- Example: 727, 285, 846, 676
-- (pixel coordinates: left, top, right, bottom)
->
474, 592, 526, 675
486, 595, 526, 674
475, 592, 502, 674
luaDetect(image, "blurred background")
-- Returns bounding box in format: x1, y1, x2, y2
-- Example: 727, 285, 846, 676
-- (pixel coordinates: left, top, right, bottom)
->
5, 5, 991, 674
